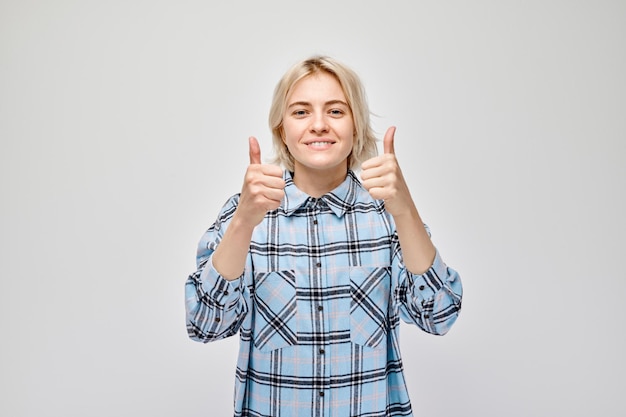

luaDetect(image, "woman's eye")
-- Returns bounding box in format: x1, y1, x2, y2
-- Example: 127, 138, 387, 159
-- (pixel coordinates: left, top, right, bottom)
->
293, 110, 307, 117
329, 109, 344, 116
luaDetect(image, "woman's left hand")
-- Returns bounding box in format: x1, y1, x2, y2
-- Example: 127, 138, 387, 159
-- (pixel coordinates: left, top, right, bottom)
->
361, 126, 416, 218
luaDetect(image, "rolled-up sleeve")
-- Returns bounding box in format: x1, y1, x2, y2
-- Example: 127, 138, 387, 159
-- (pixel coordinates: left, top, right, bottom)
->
394, 241, 463, 335
185, 196, 250, 343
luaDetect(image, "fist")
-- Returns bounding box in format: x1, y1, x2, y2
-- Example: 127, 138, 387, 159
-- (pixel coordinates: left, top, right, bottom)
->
237, 137, 285, 227
360, 127, 413, 217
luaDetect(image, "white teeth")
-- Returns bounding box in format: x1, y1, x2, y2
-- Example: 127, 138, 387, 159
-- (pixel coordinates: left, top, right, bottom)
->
309, 142, 331, 146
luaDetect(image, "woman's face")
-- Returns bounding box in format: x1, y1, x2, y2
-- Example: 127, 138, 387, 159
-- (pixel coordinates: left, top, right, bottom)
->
282, 72, 354, 178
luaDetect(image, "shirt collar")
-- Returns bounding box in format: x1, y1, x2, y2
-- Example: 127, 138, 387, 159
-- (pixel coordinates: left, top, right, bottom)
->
281, 170, 361, 218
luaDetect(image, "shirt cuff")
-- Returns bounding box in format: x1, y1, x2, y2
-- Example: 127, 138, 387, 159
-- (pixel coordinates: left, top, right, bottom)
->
408, 250, 450, 303
198, 257, 244, 308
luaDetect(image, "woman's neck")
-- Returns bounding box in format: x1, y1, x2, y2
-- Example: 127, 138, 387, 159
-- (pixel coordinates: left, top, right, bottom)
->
292, 165, 348, 198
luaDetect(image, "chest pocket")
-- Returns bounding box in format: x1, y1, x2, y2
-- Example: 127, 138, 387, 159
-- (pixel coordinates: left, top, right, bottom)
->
252, 270, 298, 352
350, 266, 391, 349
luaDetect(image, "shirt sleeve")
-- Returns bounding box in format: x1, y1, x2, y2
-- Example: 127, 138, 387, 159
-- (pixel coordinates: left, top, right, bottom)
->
184, 195, 250, 343
392, 226, 463, 336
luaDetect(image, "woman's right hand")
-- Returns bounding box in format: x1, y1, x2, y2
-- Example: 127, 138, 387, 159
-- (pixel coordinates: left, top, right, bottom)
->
235, 137, 285, 228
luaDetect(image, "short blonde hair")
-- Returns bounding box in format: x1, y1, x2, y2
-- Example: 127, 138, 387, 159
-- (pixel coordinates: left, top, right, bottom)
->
269, 56, 378, 171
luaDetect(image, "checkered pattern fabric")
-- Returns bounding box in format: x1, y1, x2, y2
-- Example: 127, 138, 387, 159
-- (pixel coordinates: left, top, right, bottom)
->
185, 170, 462, 416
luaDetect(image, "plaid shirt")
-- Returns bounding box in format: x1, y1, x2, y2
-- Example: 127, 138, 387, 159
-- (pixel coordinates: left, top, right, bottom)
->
185, 170, 463, 417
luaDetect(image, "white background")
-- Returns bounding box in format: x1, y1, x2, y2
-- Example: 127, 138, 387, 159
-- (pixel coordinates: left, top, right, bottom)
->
1, 1, 625, 416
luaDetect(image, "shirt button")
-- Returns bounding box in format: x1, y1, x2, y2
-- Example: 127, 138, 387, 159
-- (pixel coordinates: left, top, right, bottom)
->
215, 317, 221, 322
418, 285, 425, 291
319, 348, 325, 354
317, 305, 323, 311
319, 391, 324, 397
316, 262, 321, 268
223, 291, 229, 295
313, 219, 318, 225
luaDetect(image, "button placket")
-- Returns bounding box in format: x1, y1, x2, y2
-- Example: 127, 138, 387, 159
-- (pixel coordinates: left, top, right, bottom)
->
312, 202, 322, 269
309, 197, 328, 404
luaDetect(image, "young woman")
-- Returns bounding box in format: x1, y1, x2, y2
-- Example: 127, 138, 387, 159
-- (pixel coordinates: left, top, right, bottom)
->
185, 56, 463, 417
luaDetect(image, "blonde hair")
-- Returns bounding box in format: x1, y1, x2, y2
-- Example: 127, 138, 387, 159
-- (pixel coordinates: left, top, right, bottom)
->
269, 56, 378, 171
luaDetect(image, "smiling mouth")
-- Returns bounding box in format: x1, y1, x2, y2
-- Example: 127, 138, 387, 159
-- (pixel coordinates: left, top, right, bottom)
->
309, 141, 332, 146
306, 140, 336, 148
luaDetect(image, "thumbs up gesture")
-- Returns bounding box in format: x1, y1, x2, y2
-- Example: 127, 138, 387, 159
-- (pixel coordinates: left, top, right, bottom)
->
361, 127, 415, 218
236, 137, 285, 228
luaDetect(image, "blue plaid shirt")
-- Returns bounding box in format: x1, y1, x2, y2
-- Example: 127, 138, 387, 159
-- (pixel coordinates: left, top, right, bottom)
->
185, 170, 463, 417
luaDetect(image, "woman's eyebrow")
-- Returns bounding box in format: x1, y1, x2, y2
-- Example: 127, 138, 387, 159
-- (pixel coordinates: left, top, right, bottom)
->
287, 101, 311, 109
287, 99, 349, 108
325, 99, 349, 107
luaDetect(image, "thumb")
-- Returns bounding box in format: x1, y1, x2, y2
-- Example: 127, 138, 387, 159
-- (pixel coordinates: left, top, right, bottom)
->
249, 136, 261, 165
383, 126, 396, 155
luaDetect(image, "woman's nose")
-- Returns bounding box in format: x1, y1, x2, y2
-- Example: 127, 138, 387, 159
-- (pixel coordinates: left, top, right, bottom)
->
309, 114, 329, 134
